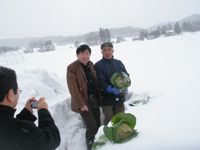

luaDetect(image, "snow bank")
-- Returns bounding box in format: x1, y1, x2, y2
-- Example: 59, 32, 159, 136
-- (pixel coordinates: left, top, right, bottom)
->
16, 69, 67, 108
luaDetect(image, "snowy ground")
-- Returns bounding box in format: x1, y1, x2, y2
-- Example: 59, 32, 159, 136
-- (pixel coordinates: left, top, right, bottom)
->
1, 32, 200, 150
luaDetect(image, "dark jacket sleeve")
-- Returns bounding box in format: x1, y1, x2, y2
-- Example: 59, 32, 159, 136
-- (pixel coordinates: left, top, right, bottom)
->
35, 109, 61, 150
16, 108, 37, 122
16, 108, 60, 150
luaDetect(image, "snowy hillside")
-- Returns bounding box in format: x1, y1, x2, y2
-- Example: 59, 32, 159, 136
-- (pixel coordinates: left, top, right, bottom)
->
180, 14, 200, 24
2, 32, 200, 150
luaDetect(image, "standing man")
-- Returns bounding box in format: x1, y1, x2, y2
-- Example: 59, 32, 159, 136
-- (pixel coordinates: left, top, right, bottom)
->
95, 42, 130, 125
67, 44, 101, 150
0, 66, 60, 150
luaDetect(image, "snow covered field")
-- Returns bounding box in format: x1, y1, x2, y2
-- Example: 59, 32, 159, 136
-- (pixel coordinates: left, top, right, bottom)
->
2, 32, 200, 150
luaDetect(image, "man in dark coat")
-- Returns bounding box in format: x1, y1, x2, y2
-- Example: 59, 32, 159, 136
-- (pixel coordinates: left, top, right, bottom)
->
0, 66, 60, 150
95, 42, 129, 125
67, 45, 101, 150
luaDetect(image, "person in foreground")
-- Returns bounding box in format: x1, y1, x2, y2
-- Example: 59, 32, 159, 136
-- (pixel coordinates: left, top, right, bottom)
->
67, 44, 101, 150
0, 66, 60, 150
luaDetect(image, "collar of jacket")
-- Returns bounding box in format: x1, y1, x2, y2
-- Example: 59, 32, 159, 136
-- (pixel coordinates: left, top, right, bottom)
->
77, 60, 94, 68
102, 56, 114, 62
0, 104, 16, 119
76, 60, 92, 80
78, 60, 89, 67
79, 61, 90, 70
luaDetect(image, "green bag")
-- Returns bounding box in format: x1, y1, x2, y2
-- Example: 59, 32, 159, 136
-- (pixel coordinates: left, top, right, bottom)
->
110, 72, 131, 90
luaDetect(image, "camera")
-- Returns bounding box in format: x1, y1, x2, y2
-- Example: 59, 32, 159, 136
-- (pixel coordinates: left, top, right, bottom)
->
30, 100, 38, 109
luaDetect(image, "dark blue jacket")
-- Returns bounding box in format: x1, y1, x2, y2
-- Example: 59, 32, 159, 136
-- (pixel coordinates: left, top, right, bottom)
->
95, 57, 129, 105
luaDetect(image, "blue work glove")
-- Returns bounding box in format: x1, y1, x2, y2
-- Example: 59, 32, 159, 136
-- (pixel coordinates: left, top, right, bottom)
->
106, 86, 120, 96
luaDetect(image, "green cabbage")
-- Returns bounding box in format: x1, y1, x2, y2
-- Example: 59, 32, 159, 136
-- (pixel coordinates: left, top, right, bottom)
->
104, 112, 138, 143
110, 72, 131, 90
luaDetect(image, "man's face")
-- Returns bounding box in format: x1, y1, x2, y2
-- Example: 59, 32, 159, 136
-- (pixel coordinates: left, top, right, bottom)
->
101, 47, 114, 59
9, 89, 20, 108
77, 50, 91, 65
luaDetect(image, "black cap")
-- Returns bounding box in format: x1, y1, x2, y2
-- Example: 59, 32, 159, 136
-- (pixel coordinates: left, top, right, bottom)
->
100, 42, 113, 49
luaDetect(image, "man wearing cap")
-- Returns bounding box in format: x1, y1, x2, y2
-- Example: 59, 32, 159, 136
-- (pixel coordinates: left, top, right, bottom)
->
95, 42, 130, 125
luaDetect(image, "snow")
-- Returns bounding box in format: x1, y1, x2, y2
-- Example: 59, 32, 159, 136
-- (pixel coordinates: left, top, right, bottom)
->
1, 32, 200, 150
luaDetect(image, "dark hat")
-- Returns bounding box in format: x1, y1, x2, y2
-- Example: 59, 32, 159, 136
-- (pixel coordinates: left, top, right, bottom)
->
100, 42, 113, 49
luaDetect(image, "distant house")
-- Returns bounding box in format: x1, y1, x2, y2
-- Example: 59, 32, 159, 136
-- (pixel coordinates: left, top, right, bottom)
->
23, 48, 34, 53
38, 41, 55, 52
147, 35, 157, 40
116, 37, 126, 43
165, 30, 176, 37
39, 44, 55, 52
132, 37, 140, 41
0, 46, 16, 53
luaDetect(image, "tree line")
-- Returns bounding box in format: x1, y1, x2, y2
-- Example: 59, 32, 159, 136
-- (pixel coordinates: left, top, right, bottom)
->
139, 21, 200, 40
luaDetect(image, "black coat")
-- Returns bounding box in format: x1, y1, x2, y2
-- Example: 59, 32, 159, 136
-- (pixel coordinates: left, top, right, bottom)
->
95, 57, 129, 105
0, 105, 60, 150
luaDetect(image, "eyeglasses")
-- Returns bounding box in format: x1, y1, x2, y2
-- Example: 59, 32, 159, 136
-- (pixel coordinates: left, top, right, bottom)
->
17, 89, 22, 94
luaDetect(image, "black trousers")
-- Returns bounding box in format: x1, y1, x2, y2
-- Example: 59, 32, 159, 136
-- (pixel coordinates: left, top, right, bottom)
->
80, 96, 100, 150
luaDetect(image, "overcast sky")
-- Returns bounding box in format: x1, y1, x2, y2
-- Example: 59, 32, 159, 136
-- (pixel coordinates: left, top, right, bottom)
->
0, 0, 200, 39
